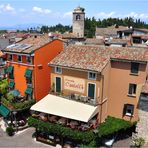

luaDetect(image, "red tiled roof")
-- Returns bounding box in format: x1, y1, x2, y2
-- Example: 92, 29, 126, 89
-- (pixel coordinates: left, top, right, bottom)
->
50, 45, 148, 72
96, 26, 128, 37
84, 38, 105, 45
3, 34, 52, 54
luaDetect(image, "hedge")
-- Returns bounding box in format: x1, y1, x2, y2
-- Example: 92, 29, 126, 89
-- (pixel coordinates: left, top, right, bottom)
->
97, 116, 135, 137
28, 116, 135, 144
28, 117, 94, 143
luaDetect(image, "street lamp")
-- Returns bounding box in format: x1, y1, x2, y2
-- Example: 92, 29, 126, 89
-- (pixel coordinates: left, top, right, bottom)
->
13, 111, 18, 132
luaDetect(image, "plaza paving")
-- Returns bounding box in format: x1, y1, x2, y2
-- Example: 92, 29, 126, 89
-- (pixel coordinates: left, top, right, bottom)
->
0, 127, 54, 148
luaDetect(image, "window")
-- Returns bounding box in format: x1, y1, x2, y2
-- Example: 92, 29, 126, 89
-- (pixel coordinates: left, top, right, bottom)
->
26, 78, 32, 84
128, 83, 137, 95
26, 56, 32, 64
131, 62, 139, 74
17, 55, 22, 62
55, 67, 62, 74
55, 77, 61, 93
88, 83, 96, 99
123, 104, 134, 116
88, 72, 97, 80
76, 14, 81, 20
8, 54, 13, 61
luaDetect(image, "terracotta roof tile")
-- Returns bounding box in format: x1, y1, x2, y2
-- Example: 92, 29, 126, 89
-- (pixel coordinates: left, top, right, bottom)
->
50, 45, 148, 72
96, 26, 128, 37
3, 34, 52, 54
84, 38, 104, 45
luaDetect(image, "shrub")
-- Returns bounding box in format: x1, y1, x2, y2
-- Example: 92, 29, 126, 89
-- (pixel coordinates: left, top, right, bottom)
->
0, 79, 8, 95
97, 116, 134, 137
6, 126, 15, 136
133, 137, 145, 147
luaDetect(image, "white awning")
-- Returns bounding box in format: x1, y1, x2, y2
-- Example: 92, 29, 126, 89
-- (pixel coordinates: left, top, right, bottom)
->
31, 94, 99, 122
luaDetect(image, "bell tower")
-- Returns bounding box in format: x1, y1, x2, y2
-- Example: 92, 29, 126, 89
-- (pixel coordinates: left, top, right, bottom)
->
72, 6, 85, 38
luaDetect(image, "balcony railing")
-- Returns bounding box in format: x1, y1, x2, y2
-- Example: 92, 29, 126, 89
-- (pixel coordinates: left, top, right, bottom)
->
49, 92, 98, 106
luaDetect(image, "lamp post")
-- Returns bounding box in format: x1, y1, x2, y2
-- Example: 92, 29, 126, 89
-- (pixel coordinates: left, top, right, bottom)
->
13, 111, 18, 132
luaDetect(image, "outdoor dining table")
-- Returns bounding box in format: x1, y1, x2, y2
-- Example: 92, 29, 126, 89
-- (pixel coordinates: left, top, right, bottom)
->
49, 116, 58, 122
58, 117, 67, 125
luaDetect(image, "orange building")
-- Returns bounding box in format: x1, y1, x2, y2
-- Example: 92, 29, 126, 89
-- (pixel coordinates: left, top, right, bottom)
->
31, 45, 148, 127
2, 34, 64, 101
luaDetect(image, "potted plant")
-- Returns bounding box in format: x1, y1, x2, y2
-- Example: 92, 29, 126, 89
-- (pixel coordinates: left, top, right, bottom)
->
133, 137, 145, 147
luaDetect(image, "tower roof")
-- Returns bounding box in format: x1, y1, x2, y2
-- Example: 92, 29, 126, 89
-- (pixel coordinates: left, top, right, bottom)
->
74, 6, 85, 13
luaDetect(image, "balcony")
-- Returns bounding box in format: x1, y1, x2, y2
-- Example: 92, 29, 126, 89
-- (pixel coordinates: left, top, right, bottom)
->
50, 91, 98, 106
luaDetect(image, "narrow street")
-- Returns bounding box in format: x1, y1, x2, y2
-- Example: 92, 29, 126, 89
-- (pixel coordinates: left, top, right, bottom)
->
0, 127, 54, 148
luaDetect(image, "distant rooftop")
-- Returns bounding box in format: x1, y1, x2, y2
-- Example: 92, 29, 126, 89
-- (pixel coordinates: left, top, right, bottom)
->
50, 45, 148, 72
3, 34, 52, 54
96, 25, 128, 37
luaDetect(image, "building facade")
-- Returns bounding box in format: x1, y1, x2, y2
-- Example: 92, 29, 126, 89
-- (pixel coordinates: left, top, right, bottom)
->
0, 51, 6, 79
2, 34, 64, 101
31, 45, 148, 132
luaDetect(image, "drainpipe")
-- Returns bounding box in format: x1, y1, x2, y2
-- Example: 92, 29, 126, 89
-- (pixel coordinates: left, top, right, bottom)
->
99, 74, 104, 124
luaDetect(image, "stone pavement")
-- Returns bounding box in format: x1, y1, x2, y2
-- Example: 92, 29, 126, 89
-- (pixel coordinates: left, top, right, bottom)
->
0, 127, 54, 148
135, 98, 148, 145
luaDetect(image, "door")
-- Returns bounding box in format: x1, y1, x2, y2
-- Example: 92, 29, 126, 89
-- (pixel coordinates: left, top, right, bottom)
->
88, 83, 95, 98
56, 77, 61, 93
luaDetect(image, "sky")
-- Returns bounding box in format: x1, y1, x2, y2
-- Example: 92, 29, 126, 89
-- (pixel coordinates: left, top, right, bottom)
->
0, 0, 148, 27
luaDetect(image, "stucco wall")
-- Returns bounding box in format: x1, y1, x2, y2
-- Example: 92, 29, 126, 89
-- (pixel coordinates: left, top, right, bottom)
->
34, 40, 63, 101
108, 60, 147, 122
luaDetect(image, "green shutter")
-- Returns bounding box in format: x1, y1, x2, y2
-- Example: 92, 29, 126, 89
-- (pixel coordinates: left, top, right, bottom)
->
6, 66, 13, 74
88, 83, 95, 98
0, 105, 10, 117
25, 87, 33, 95
8, 81, 14, 88
24, 69, 32, 78
56, 77, 61, 93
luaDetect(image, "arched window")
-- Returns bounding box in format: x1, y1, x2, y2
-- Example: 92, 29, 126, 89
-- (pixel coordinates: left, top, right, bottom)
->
76, 15, 81, 20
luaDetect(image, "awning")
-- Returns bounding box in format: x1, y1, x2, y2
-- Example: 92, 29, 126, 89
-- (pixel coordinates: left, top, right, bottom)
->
8, 81, 14, 88
31, 94, 99, 122
0, 104, 10, 117
6, 66, 13, 74
25, 87, 33, 95
24, 69, 32, 78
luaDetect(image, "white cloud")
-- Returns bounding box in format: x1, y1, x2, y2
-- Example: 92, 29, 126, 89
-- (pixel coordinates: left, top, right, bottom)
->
0, 4, 15, 12
32, 6, 51, 14
63, 11, 72, 18
96, 11, 115, 18
95, 11, 148, 20
125, 12, 148, 19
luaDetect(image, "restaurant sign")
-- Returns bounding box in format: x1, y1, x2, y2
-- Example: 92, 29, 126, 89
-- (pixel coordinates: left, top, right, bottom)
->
64, 76, 85, 93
